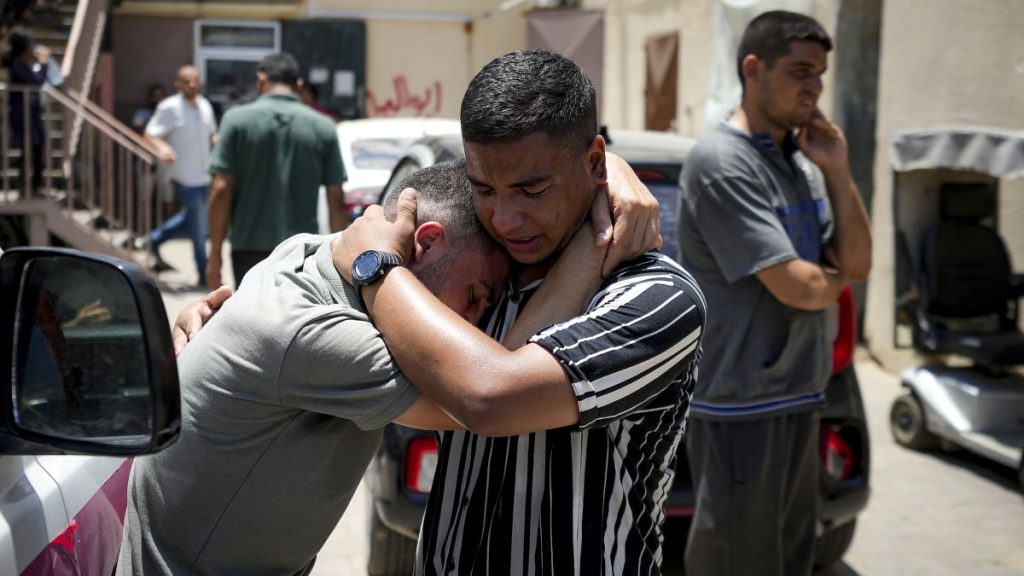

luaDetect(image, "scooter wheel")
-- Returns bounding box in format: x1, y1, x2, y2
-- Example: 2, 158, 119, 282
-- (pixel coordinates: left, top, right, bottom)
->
890, 393, 939, 450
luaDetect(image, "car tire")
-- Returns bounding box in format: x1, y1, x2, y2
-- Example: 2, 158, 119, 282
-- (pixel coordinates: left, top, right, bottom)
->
814, 519, 857, 569
890, 393, 939, 450
367, 505, 416, 576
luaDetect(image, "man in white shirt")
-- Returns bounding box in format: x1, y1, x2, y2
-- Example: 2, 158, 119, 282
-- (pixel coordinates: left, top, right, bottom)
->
144, 65, 217, 284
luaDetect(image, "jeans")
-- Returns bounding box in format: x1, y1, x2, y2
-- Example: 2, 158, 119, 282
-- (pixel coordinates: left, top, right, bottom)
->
151, 181, 208, 284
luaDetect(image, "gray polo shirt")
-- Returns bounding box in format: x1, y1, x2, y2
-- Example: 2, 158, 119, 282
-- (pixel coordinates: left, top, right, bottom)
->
117, 234, 418, 575
678, 123, 834, 421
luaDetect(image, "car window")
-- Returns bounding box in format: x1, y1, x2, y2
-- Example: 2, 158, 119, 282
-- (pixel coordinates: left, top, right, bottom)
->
350, 138, 420, 170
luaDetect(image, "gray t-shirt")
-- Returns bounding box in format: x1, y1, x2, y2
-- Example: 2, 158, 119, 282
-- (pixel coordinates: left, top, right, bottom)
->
678, 123, 834, 421
117, 234, 419, 575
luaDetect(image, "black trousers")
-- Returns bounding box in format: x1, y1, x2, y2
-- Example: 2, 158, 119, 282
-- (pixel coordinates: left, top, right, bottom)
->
231, 250, 272, 289
685, 411, 820, 576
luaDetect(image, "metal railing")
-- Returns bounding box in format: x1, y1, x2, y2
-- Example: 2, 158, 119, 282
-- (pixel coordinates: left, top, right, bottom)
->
1, 82, 170, 254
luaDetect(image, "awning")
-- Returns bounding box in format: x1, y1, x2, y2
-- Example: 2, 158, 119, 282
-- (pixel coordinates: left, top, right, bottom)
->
890, 126, 1024, 178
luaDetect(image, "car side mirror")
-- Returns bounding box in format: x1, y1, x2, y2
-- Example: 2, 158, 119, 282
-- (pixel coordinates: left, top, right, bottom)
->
0, 248, 180, 455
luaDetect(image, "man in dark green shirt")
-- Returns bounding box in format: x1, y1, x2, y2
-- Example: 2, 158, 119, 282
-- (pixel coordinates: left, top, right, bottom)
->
207, 52, 347, 288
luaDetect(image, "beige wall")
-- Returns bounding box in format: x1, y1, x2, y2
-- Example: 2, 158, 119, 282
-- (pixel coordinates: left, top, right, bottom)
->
116, 1, 304, 20
469, 4, 530, 75
590, 0, 836, 137
864, 0, 1024, 366
365, 19, 471, 119
112, 16, 194, 123
589, 0, 711, 135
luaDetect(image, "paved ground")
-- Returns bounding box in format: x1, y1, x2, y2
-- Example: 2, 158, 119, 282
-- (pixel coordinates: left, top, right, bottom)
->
155, 238, 1024, 576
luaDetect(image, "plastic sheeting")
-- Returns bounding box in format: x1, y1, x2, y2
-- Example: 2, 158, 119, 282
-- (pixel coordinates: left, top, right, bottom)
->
890, 126, 1024, 179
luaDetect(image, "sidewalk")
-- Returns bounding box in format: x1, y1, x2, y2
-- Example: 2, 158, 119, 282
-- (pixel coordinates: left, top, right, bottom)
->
151, 238, 232, 324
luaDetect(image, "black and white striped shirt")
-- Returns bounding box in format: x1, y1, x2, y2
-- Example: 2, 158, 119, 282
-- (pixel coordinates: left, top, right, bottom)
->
415, 252, 706, 575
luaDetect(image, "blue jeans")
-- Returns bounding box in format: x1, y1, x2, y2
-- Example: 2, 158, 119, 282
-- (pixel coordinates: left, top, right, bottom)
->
151, 181, 208, 284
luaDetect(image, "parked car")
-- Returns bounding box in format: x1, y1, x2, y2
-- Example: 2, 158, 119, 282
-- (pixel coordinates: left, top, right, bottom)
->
0, 246, 179, 575
364, 128, 871, 574
317, 117, 462, 232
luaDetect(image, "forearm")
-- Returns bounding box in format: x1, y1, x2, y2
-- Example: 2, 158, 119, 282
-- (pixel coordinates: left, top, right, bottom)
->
361, 269, 578, 435
326, 184, 347, 232
144, 133, 172, 158
823, 169, 872, 281
757, 258, 848, 311
502, 224, 605, 349
207, 176, 233, 259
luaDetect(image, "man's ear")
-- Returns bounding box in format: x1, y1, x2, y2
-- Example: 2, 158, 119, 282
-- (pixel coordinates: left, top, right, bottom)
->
412, 222, 446, 265
586, 134, 608, 185
741, 54, 762, 87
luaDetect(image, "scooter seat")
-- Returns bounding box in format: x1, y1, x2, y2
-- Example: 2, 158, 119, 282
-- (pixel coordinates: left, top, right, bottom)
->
942, 329, 1024, 367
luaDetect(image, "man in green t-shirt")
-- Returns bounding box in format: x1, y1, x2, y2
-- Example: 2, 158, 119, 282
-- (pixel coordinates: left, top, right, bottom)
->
207, 52, 347, 288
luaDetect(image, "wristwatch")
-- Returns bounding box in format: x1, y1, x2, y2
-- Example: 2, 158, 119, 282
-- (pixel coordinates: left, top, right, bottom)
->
351, 250, 404, 287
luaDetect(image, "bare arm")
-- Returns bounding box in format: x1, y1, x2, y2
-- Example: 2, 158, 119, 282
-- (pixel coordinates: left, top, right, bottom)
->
755, 259, 847, 311
206, 173, 234, 288
797, 110, 872, 281
592, 153, 662, 277
356, 268, 579, 436
326, 184, 348, 232
501, 222, 606, 349
332, 190, 605, 436
171, 285, 234, 355
394, 397, 464, 430
144, 132, 176, 165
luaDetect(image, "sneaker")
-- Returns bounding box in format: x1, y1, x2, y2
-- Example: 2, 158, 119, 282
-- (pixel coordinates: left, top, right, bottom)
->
151, 245, 176, 273
120, 236, 145, 251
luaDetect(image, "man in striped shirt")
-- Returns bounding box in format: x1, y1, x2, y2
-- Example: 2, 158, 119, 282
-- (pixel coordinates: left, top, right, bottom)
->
332, 50, 706, 575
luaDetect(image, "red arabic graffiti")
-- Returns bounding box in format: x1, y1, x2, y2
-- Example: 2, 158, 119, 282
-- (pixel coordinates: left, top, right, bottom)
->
367, 75, 443, 117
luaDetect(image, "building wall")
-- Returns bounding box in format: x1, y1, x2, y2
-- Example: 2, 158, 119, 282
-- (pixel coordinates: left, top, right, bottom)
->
590, 0, 837, 137
364, 19, 471, 119
111, 16, 194, 123
471, 5, 530, 75
864, 0, 1024, 366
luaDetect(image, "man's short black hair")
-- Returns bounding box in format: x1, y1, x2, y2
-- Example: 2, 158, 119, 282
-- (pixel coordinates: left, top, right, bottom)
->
258, 53, 301, 87
460, 50, 597, 151
385, 159, 495, 250
736, 11, 833, 88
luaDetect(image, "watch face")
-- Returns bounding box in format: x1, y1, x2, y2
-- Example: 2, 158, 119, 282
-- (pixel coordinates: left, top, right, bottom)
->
353, 251, 382, 282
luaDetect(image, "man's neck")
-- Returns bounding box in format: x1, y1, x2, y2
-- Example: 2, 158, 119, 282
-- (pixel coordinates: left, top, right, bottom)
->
263, 84, 295, 97
515, 262, 553, 290
729, 104, 787, 147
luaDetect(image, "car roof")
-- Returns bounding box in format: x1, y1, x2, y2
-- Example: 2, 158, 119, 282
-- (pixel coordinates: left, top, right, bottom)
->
335, 117, 461, 141
604, 129, 696, 165
412, 128, 695, 165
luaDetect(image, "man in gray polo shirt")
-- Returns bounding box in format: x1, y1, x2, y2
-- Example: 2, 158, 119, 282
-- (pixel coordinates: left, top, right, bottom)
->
117, 161, 519, 575
678, 11, 871, 576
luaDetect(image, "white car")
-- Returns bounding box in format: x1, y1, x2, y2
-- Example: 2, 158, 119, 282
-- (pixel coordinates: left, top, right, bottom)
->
0, 247, 179, 575
318, 117, 462, 232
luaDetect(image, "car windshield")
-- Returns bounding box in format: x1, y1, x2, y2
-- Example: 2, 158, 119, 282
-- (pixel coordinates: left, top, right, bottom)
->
350, 138, 420, 170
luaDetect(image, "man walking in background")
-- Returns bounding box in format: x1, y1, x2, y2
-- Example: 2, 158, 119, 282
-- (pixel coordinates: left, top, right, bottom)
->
678, 11, 871, 575
142, 65, 217, 284
206, 52, 347, 288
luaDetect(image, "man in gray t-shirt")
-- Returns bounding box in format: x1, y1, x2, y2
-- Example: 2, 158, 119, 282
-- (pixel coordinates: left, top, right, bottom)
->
678, 11, 871, 576
116, 161, 512, 575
